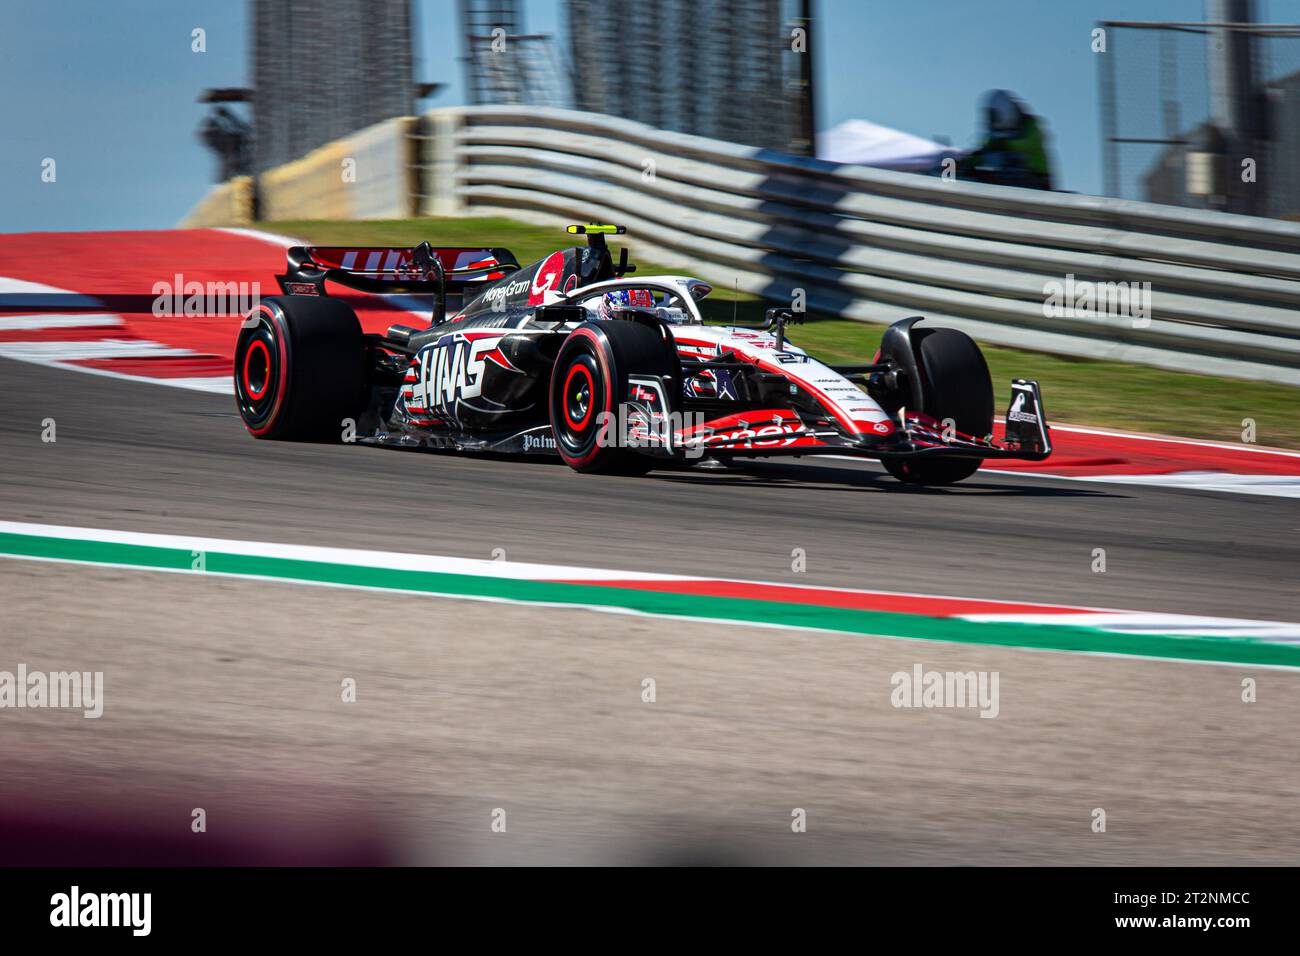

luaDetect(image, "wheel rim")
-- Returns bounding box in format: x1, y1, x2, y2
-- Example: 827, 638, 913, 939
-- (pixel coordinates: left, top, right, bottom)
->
553, 346, 607, 460
563, 362, 595, 430
242, 339, 271, 400
235, 310, 284, 432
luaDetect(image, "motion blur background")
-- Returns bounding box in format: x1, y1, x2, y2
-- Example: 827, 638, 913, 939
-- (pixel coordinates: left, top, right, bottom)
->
7, 0, 1300, 231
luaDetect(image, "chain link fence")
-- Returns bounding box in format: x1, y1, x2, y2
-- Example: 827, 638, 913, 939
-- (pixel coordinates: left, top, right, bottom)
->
1099, 20, 1300, 218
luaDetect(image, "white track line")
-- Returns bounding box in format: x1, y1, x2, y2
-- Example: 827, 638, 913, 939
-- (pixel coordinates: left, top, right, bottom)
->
0, 314, 123, 331
0, 277, 107, 309
215, 226, 305, 249
961, 611, 1300, 642
983, 467, 1300, 499
0, 340, 196, 362
0, 520, 694, 582
1024, 420, 1300, 459
1, 520, 1296, 641
0, 276, 225, 393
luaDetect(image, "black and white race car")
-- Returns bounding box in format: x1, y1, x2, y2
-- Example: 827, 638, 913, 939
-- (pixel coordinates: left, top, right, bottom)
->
233, 225, 1051, 485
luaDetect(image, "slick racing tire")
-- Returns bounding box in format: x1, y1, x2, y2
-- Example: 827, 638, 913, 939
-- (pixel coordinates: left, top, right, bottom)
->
234, 295, 366, 441
550, 319, 680, 474
884, 327, 993, 486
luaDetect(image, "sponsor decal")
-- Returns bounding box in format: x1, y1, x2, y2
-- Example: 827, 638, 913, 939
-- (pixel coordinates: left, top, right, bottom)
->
450, 250, 501, 271
480, 278, 530, 308
311, 247, 504, 281
630, 383, 659, 403
284, 282, 319, 295
414, 334, 501, 411
528, 251, 565, 306
522, 431, 557, 452
332, 248, 418, 278
1008, 391, 1039, 425
699, 420, 810, 449
683, 368, 738, 401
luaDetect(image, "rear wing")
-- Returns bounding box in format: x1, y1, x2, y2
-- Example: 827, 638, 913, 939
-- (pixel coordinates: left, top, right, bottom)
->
276, 242, 520, 321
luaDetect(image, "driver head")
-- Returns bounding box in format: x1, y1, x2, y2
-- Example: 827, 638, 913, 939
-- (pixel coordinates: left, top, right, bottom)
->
597, 288, 654, 321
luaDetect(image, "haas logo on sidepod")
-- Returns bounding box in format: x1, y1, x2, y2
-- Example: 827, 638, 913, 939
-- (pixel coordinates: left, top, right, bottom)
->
416, 335, 500, 411
528, 252, 565, 306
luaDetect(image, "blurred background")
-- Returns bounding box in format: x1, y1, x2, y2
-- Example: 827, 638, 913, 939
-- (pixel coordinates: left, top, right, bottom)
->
6, 0, 1300, 232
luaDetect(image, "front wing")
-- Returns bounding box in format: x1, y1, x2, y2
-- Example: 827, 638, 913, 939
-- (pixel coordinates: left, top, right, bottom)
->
629, 379, 1053, 463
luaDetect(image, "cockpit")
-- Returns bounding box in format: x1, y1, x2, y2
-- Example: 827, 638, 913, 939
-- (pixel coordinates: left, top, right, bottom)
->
561, 277, 711, 326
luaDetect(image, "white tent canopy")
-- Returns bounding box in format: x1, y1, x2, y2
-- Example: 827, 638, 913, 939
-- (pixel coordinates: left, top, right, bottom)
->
816, 118, 960, 171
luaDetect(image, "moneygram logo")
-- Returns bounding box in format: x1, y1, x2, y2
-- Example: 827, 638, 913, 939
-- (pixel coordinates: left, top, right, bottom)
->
480, 279, 529, 307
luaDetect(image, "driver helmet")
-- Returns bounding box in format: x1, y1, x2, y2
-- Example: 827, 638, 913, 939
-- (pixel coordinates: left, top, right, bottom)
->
597, 288, 655, 321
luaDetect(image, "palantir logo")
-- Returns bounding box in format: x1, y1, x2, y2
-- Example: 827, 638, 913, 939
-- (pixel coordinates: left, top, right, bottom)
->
50, 886, 151, 936
1007, 391, 1038, 425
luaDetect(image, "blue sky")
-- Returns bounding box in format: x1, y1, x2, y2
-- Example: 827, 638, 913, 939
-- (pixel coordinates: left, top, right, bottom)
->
0, 0, 1283, 232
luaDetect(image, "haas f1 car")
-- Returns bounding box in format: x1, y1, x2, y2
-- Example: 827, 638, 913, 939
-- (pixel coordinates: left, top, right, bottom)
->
234, 225, 1051, 485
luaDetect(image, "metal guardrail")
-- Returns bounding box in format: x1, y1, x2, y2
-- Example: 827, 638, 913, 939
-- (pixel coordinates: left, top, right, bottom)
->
412, 105, 1300, 385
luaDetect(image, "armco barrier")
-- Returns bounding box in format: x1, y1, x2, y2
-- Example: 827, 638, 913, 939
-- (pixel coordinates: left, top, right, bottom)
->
179, 106, 1300, 384
429, 106, 1300, 385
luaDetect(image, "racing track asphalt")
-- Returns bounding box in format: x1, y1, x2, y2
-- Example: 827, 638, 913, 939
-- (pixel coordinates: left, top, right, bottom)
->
0, 357, 1296, 621
3, 356, 1300, 866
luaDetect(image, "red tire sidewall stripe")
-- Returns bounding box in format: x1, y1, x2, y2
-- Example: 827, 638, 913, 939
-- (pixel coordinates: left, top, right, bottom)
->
244, 305, 290, 437
556, 327, 615, 469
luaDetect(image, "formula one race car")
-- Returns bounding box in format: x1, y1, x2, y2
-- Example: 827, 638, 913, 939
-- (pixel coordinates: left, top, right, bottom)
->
233, 225, 1051, 485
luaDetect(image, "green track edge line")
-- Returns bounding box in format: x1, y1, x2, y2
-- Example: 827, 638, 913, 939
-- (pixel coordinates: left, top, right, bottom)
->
1, 531, 1297, 668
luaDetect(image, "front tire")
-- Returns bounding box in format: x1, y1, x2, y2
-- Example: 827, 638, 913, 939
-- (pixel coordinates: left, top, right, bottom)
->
883, 327, 992, 486
234, 296, 366, 441
550, 320, 680, 474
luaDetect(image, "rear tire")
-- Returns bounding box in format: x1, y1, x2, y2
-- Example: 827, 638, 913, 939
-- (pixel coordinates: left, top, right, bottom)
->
883, 327, 992, 486
550, 320, 680, 474
234, 296, 366, 441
